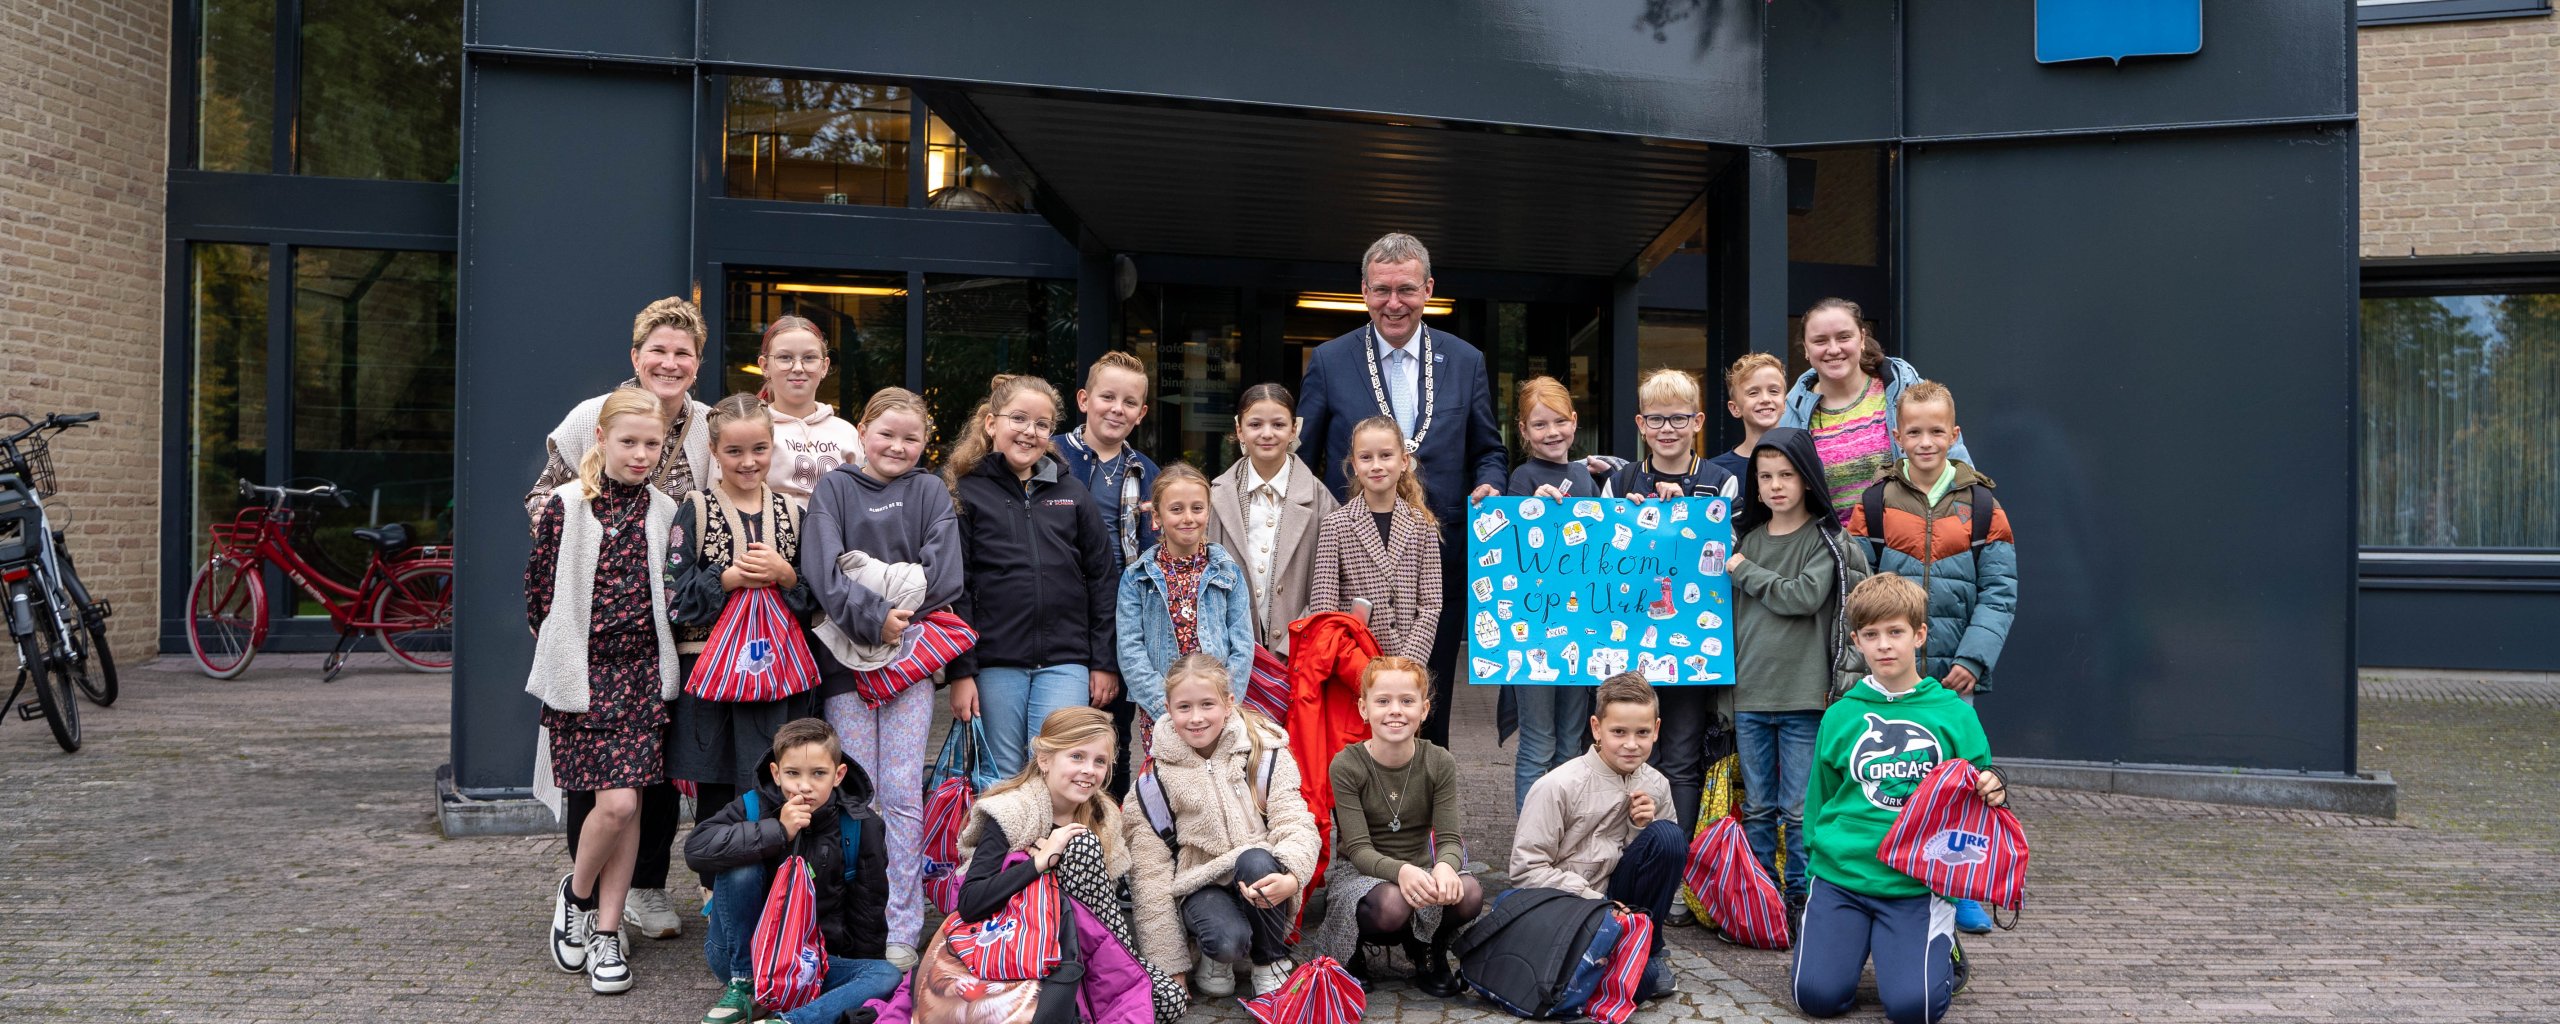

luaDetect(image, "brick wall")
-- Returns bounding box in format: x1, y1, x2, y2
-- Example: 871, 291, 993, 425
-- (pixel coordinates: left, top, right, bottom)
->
0, 0, 169, 661
2360, 14, 2560, 258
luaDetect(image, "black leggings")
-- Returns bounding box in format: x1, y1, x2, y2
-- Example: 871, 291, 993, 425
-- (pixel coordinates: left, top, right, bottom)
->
564, 780, 679, 890
1182, 848, 1295, 966
1356, 871, 1486, 942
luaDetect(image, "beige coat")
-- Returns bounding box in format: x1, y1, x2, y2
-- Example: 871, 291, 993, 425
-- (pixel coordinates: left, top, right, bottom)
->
1208, 455, 1338, 655
1507, 748, 1676, 900
957, 777, 1133, 880
1122, 711, 1321, 973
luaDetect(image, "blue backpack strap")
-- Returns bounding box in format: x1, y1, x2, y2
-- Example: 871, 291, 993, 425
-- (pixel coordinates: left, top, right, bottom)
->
838, 814, 864, 884
743, 790, 760, 821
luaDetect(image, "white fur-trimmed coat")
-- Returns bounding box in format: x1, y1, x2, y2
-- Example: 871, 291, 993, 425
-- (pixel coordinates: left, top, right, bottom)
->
1121, 712, 1321, 973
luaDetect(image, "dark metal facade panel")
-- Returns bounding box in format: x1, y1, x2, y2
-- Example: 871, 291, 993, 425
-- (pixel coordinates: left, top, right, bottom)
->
699, 0, 1762, 144
450, 62, 697, 792
701, 200, 1081, 278
1900, 127, 2359, 773
1903, 0, 2354, 140
467, 0, 694, 61
167, 171, 459, 249
1762, 0, 1900, 146
2360, 587, 2560, 671
966, 92, 1721, 277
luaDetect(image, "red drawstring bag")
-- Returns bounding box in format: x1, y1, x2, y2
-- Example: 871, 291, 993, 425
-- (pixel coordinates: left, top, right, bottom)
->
1878, 757, 2029, 913
920, 721, 983, 914
1580, 909, 1655, 1024
841, 610, 980, 708
687, 584, 821, 702
751, 851, 829, 1012
1242, 644, 1291, 724
945, 856, 1065, 981
1682, 816, 1791, 949
1242, 956, 1365, 1024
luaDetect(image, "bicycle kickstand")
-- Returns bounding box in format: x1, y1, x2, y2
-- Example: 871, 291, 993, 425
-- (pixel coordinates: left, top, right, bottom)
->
322, 629, 363, 683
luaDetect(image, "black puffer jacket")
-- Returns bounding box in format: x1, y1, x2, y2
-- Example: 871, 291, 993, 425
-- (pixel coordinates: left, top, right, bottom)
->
682, 760, 889, 960
946, 454, 1122, 679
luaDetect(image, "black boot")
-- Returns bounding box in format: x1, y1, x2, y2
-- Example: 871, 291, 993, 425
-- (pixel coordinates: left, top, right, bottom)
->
1407, 930, 1463, 998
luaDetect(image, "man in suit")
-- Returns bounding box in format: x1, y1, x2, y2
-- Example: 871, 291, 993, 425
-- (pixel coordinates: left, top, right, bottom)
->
1299, 232, 1508, 746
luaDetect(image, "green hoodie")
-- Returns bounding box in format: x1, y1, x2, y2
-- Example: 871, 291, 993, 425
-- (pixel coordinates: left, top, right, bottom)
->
1803, 675, 1993, 899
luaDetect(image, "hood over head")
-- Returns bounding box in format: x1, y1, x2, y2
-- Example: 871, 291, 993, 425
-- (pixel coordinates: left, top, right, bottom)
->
1733, 425, 1835, 536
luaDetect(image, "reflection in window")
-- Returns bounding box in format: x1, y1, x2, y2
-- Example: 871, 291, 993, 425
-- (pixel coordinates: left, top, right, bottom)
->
1493, 302, 1608, 464
1787, 148, 1884, 267
723, 270, 909, 414
1122, 286, 1244, 470
292, 248, 456, 610
2361, 293, 2560, 548
727, 79, 912, 205
922, 277, 1077, 460
923, 114, 1027, 213
298, 0, 462, 181
197, 0, 276, 172
191, 243, 270, 567
1636, 308, 1711, 455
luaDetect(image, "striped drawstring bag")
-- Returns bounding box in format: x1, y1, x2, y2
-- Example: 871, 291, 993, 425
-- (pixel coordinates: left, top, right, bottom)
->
750, 849, 828, 1012
1580, 908, 1656, 1024
842, 610, 979, 708
945, 862, 1064, 981
1242, 956, 1365, 1024
1242, 644, 1292, 723
687, 585, 821, 702
920, 720, 983, 914
1682, 816, 1791, 949
1878, 757, 2029, 914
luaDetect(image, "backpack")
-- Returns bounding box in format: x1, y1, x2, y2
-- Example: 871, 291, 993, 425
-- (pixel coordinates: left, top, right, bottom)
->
1857, 480, 1996, 559
1449, 887, 1629, 1020
741, 790, 865, 884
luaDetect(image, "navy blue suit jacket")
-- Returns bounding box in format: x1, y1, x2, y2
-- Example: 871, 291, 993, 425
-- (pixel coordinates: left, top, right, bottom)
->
1297, 326, 1508, 530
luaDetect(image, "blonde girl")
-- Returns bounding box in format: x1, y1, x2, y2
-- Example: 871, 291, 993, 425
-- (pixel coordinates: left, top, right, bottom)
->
664, 394, 816, 847
1314, 656, 1481, 994
1499, 377, 1599, 809
1124, 654, 1319, 999
942, 375, 1125, 786
525, 387, 678, 995
957, 707, 1188, 1024
798, 386, 963, 968
1308, 416, 1442, 662
1118, 464, 1256, 724
1208, 383, 1340, 656
757, 315, 866, 498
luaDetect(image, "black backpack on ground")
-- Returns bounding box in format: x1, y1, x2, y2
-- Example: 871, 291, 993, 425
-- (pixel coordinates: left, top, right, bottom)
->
1450, 887, 1627, 1019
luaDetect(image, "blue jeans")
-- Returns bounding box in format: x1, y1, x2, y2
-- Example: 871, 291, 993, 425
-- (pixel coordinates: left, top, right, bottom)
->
974, 664, 1091, 788
705, 864, 904, 1023
1737, 710, 1820, 901
1512, 684, 1593, 810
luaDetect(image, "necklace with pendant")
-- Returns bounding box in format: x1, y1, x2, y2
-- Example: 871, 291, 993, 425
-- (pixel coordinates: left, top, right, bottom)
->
1386, 784, 1405, 833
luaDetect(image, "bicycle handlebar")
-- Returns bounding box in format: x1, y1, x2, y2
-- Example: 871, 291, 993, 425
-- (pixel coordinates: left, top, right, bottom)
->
237, 480, 352, 508
0, 410, 98, 447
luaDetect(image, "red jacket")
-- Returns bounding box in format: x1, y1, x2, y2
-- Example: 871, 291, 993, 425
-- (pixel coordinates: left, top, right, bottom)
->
1283, 611, 1381, 895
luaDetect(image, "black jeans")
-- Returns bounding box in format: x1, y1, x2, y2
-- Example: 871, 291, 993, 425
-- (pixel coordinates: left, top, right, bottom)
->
1649, 686, 1729, 836
1607, 820, 1688, 954
565, 780, 680, 890
1421, 535, 1464, 748
1181, 848, 1294, 967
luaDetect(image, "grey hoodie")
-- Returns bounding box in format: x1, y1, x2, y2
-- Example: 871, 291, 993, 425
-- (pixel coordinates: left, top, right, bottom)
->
801, 462, 964, 655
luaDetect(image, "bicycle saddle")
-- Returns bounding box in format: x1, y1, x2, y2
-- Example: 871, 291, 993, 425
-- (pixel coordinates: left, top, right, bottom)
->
352, 523, 411, 551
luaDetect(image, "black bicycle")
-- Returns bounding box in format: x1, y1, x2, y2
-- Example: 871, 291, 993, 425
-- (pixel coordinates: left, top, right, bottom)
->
1, 411, 110, 752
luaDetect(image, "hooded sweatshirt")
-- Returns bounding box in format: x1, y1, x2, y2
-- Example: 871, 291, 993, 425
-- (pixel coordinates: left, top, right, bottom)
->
1729, 427, 1870, 713
1804, 675, 1992, 900
682, 760, 891, 959
800, 461, 964, 696
767, 402, 865, 501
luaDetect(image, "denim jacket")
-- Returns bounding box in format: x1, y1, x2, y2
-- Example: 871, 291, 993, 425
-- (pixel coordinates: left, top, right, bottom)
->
1116, 542, 1257, 718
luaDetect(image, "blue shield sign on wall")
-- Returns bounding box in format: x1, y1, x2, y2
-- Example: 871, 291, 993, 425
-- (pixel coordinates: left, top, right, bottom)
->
2036, 0, 2203, 64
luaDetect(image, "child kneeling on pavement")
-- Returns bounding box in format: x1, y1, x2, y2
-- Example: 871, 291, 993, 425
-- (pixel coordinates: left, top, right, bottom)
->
1507, 671, 1686, 1000
1793, 574, 2008, 1024
685, 718, 902, 1024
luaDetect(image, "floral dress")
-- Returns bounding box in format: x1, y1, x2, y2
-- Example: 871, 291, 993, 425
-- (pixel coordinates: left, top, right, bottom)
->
526, 477, 668, 792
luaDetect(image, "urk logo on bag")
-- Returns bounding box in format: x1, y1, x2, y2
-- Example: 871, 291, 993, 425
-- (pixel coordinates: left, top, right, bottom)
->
1921, 829, 1992, 867
738, 637, 776, 676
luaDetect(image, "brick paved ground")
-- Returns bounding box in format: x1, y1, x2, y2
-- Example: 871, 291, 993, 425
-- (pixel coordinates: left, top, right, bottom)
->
0, 659, 2553, 1022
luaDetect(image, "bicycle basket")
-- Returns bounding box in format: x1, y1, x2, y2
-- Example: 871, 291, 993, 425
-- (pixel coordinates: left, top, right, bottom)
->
4, 435, 54, 498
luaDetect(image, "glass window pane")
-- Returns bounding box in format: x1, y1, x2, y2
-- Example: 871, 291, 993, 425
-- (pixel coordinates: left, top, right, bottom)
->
923, 112, 1028, 213
1636, 307, 1710, 455
2360, 293, 2560, 548
298, 0, 462, 181
291, 248, 456, 613
726, 79, 911, 205
1122, 285, 1244, 470
1787, 148, 1883, 267
197, 0, 276, 172
192, 243, 270, 568
723, 269, 910, 415
922, 276, 1077, 462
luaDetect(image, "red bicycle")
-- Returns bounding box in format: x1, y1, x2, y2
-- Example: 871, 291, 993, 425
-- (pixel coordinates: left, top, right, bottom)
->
186, 480, 454, 680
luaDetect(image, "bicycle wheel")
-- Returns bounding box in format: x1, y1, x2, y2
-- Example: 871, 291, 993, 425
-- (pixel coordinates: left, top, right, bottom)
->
78, 619, 114, 705
186, 557, 266, 679
17, 626, 79, 752
372, 560, 454, 672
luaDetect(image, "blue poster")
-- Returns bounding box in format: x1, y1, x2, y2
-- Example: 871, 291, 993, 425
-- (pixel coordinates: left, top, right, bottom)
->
1463, 496, 1735, 687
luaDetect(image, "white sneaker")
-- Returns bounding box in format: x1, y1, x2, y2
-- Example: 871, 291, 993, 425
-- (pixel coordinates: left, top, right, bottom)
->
1249, 959, 1296, 997
887, 943, 920, 972
624, 887, 683, 939
1194, 956, 1236, 998
587, 923, 633, 994
549, 873, 589, 972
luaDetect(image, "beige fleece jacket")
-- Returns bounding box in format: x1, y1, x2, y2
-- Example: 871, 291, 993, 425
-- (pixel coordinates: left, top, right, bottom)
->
1121, 712, 1321, 973
1507, 747, 1677, 900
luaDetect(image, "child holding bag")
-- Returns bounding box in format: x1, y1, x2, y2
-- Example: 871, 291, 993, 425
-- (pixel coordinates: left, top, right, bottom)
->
667, 394, 819, 831
801, 387, 965, 970
1124, 654, 1321, 999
